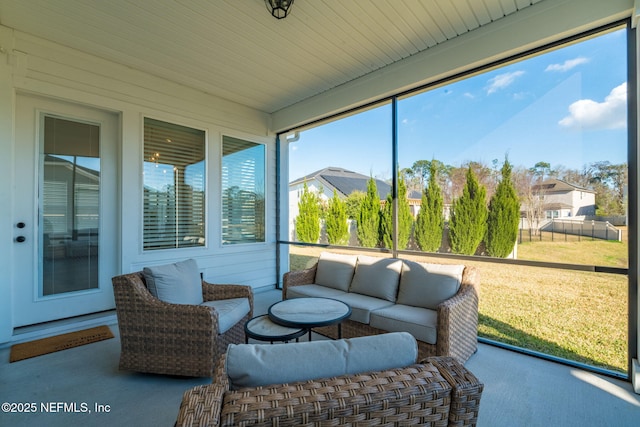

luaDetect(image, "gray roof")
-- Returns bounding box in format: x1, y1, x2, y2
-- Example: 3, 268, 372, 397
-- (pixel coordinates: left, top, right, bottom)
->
290, 167, 391, 199
532, 178, 595, 194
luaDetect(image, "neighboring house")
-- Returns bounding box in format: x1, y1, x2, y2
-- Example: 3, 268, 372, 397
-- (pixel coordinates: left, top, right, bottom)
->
289, 167, 390, 221
527, 178, 596, 220
288, 167, 422, 240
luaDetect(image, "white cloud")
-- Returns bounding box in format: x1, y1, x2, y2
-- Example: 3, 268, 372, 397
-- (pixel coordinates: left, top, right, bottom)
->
464, 92, 475, 99
486, 71, 525, 94
559, 82, 627, 130
545, 57, 589, 72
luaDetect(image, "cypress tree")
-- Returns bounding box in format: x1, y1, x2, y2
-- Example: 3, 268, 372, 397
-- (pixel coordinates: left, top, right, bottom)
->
357, 177, 381, 248
380, 176, 413, 249
415, 162, 444, 252
486, 158, 521, 257
296, 181, 320, 243
449, 166, 488, 255
325, 189, 350, 245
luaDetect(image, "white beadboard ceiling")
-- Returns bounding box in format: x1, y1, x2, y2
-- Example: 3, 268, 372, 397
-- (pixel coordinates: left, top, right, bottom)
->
0, 0, 544, 114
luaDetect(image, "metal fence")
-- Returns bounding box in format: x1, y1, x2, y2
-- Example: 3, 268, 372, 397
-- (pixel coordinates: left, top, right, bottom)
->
519, 219, 622, 243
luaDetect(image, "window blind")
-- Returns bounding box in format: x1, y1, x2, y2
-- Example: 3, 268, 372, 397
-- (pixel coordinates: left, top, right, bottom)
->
222, 136, 265, 244
143, 118, 205, 250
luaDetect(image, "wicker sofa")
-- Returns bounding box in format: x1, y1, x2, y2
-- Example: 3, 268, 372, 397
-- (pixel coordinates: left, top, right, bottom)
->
283, 252, 479, 363
176, 334, 484, 427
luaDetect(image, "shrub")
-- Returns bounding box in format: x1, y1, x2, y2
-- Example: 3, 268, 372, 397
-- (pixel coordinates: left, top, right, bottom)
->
486, 159, 520, 257
380, 176, 413, 249
345, 190, 365, 220
449, 166, 488, 255
326, 189, 350, 245
296, 181, 320, 243
357, 177, 381, 247
415, 162, 444, 252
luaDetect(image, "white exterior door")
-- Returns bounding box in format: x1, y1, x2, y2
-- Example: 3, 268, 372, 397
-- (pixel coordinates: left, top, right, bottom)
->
13, 94, 119, 327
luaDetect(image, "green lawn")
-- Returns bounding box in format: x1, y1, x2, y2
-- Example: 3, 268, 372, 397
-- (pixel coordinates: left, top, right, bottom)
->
288, 239, 629, 373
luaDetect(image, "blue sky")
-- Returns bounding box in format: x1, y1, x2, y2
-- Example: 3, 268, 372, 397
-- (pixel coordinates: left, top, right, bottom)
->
289, 28, 628, 182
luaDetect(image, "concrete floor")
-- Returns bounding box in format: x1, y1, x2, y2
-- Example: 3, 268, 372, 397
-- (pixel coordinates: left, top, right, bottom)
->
1, 289, 639, 427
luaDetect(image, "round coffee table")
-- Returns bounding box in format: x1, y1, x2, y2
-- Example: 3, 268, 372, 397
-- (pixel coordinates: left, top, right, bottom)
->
244, 314, 306, 344
268, 297, 352, 341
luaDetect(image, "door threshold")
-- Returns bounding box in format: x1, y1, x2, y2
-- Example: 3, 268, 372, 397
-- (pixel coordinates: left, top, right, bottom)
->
6, 310, 117, 347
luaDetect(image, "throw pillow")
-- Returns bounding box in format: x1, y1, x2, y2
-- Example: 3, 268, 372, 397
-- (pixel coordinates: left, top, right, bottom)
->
349, 255, 402, 302
314, 252, 358, 291
143, 259, 203, 305
397, 260, 464, 309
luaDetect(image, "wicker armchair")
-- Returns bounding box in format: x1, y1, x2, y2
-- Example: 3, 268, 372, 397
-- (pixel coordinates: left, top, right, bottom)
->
111, 272, 253, 377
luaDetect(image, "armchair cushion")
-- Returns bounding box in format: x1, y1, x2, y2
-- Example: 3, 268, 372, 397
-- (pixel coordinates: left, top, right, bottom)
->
225, 332, 418, 390
201, 298, 251, 334
397, 261, 464, 309
314, 251, 358, 291
143, 259, 203, 305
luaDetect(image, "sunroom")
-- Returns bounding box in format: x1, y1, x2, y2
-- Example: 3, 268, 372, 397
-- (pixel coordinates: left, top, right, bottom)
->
0, 0, 639, 425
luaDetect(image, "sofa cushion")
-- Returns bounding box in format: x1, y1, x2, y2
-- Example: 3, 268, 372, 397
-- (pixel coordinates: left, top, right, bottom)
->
201, 298, 250, 334
143, 259, 203, 305
329, 292, 394, 324
349, 256, 403, 302
225, 332, 418, 389
397, 261, 464, 310
286, 284, 348, 300
314, 252, 358, 292
370, 304, 438, 344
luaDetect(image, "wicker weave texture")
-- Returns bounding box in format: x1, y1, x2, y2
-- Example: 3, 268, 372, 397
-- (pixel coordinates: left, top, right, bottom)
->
112, 272, 253, 377
426, 357, 484, 427
282, 261, 479, 364
176, 354, 483, 427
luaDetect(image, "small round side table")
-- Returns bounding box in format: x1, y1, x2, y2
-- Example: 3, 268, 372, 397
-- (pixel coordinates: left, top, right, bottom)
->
244, 314, 307, 344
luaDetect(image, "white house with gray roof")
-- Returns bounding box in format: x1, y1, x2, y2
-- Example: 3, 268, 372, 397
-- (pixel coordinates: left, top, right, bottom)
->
288, 167, 425, 241
531, 178, 596, 219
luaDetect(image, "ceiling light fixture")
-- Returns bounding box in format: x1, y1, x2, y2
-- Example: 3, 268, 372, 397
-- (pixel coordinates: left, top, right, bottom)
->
265, 0, 294, 19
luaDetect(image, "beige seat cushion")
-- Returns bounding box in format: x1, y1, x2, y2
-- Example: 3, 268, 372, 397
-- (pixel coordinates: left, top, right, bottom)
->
370, 304, 438, 344
329, 292, 394, 324
201, 298, 250, 334
397, 261, 464, 310
286, 284, 348, 300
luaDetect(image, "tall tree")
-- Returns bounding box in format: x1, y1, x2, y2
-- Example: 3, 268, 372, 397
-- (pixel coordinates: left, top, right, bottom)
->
357, 177, 381, 247
486, 158, 520, 258
587, 161, 628, 216
295, 181, 320, 243
530, 161, 553, 182
449, 166, 488, 255
325, 189, 350, 245
415, 162, 444, 252
380, 176, 414, 250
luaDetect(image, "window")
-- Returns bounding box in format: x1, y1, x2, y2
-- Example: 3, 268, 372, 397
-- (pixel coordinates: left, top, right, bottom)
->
283, 27, 629, 376
143, 118, 205, 250
222, 136, 265, 244
288, 103, 392, 246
